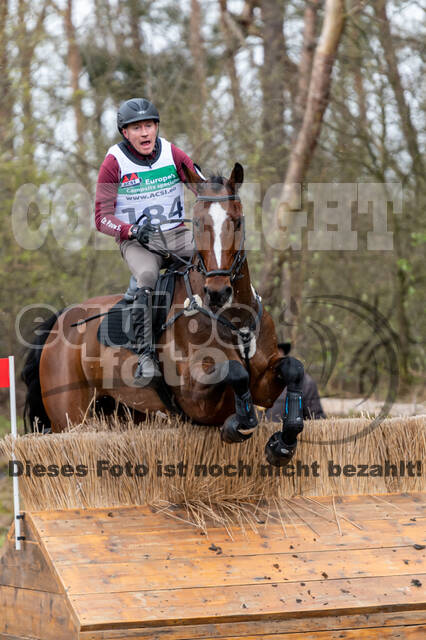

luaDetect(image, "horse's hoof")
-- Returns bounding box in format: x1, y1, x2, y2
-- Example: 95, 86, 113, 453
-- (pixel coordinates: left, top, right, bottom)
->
265, 431, 297, 467
221, 414, 255, 443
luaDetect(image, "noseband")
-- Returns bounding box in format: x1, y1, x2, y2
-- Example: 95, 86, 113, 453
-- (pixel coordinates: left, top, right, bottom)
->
194, 193, 246, 283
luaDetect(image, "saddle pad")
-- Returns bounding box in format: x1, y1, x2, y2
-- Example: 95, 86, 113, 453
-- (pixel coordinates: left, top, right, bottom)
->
97, 271, 177, 352
97, 299, 135, 352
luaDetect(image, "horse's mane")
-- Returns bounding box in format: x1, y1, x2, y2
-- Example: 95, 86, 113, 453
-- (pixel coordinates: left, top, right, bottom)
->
206, 173, 227, 192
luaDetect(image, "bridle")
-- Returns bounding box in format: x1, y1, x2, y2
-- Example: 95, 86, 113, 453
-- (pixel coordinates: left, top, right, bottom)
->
194, 193, 247, 283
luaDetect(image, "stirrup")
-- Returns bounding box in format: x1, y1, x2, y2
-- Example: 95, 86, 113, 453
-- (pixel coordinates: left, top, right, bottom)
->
134, 351, 161, 381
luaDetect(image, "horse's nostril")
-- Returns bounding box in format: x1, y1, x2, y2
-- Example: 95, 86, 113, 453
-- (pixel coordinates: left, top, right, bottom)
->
203, 286, 208, 295
225, 286, 232, 297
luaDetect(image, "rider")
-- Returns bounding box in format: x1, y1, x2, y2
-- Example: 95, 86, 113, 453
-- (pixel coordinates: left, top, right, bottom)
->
95, 98, 200, 382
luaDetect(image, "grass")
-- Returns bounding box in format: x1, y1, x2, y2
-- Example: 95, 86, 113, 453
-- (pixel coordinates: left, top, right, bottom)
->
0, 417, 13, 549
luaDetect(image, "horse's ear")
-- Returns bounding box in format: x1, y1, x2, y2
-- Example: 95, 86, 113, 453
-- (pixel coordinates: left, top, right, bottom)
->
182, 163, 206, 193
228, 162, 244, 193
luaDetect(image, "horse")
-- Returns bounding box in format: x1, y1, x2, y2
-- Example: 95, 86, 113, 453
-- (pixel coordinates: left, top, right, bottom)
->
22, 163, 305, 466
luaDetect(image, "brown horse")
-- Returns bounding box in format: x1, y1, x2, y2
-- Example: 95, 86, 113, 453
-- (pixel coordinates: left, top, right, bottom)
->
22, 163, 305, 466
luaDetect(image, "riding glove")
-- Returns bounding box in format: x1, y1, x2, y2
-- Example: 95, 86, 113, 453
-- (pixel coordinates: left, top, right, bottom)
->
129, 221, 157, 245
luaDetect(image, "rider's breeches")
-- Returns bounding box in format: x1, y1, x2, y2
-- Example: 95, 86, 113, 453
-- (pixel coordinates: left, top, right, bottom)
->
120, 225, 194, 289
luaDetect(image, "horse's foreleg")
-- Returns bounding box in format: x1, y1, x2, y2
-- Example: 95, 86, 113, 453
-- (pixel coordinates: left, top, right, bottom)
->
219, 360, 258, 443
265, 357, 304, 467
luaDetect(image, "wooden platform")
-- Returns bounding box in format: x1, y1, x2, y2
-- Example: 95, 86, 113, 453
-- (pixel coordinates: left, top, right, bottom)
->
0, 492, 425, 639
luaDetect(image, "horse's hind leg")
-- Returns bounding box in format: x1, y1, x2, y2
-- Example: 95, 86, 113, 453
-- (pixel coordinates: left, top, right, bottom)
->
43, 385, 93, 432
219, 360, 258, 443
265, 356, 304, 467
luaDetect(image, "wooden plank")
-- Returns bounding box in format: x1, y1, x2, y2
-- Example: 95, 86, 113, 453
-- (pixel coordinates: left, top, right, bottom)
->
327, 496, 425, 523
0, 584, 77, 640
56, 545, 426, 595
30, 492, 426, 523
0, 537, 62, 593
79, 610, 426, 639
4, 517, 37, 545
0, 635, 40, 640
29, 507, 424, 539
199, 626, 426, 639
28, 493, 426, 538
70, 574, 426, 629
40, 516, 426, 566
29, 507, 196, 538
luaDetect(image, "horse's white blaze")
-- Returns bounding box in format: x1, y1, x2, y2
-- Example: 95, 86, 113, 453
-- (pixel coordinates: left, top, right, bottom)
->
210, 203, 228, 269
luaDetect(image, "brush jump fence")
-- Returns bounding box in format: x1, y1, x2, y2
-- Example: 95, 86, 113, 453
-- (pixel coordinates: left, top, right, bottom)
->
1, 416, 425, 639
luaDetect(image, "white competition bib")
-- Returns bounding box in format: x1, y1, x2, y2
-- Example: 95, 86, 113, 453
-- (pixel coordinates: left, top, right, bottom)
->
107, 138, 186, 231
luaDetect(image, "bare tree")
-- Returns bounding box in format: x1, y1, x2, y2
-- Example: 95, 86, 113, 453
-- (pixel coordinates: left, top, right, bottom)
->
278, 0, 345, 211
260, 0, 286, 181
17, 0, 50, 159
293, 0, 320, 136
127, 0, 144, 57
374, 0, 424, 185
260, 0, 346, 342
64, 0, 85, 161
219, 0, 245, 120
189, 0, 208, 144
0, 1, 12, 147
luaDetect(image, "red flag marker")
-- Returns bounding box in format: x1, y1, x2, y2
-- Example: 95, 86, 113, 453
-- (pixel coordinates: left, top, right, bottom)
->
0, 357, 10, 388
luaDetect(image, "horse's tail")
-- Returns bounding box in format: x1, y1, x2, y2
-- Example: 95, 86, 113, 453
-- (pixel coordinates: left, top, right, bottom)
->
21, 310, 64, 433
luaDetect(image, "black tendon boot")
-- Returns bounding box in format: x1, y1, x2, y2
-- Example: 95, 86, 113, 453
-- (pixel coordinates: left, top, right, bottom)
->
131, 287, 161, 382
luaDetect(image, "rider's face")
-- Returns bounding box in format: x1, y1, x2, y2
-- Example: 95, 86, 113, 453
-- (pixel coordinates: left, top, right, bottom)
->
122, 120, 158, 155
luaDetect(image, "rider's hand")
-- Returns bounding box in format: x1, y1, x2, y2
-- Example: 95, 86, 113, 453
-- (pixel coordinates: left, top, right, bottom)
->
129, 221, 157, 245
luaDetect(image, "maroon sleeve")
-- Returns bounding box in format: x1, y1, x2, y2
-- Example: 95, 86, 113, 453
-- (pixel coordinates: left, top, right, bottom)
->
171, 144, 198, 195
95, 154, 132, 241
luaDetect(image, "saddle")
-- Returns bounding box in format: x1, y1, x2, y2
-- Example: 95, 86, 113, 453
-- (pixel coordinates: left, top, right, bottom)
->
97, 261, 185, 353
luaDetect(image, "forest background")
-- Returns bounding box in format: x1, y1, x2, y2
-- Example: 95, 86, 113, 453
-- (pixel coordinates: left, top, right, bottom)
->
0, 0, 424, 424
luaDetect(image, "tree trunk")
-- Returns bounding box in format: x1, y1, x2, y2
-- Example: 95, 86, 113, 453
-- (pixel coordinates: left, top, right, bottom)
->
278, 0, 345, 207
293, 0, 319, 137
127, 0, 143, 56
0, 1, 12, 147
260, 0, 346, 339
374, 0, 423, 384
17, 0, 49, 161
219, 0, 244, 119
189, 0, 208, 144
18, 0, 34, 159
64, 0, 85, 160
374, 0, 424, 181
260, 0, 285, 182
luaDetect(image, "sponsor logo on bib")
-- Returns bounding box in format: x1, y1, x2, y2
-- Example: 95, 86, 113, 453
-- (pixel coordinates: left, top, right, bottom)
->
118, 165, 180, 195
121, 172, 141, 188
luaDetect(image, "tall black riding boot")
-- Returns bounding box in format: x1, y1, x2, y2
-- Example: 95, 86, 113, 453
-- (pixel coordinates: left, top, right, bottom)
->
131, 287, 161, 382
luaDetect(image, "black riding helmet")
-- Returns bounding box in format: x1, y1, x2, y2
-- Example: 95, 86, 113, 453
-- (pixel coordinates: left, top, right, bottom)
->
117, 98, 160, 133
